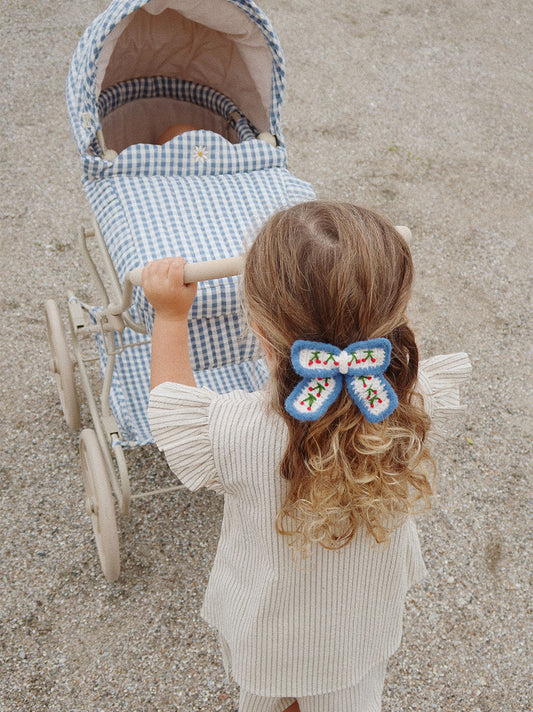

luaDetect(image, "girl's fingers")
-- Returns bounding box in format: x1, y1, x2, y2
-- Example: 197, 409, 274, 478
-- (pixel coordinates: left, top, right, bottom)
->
167, 257, 187, 287
142, 257, 186, 291
142, 257, 197, 318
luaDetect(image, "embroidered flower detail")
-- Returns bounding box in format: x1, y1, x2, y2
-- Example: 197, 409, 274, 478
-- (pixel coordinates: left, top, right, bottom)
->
193, 145, 209, 164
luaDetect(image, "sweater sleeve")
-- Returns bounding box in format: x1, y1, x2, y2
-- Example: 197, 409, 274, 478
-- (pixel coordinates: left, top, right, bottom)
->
417, 352, 472, 437
147, 382, 224, 493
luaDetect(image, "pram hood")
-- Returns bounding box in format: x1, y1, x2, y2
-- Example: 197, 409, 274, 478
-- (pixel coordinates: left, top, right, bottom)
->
67, 0, 286, 155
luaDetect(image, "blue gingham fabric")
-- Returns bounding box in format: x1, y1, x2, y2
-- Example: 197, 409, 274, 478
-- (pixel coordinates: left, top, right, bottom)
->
81, 124, 287, 181
67, 0, 286, 155
81, 133, 314, 445
84, 142, 315, 369
91, 77, 258, 155
92, 325, 268, 446
67, 0, 315, 446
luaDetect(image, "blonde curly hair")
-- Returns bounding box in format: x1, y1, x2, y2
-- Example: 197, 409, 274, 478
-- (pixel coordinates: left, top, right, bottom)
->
243, 201, 434, 553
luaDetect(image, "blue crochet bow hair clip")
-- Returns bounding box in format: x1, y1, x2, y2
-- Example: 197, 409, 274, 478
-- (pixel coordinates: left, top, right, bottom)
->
285, 338, 398, 423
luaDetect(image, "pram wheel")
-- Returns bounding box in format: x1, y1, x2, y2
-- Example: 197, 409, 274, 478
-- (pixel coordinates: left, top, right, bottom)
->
80, 428, 120, 581
45, 299, 80, 430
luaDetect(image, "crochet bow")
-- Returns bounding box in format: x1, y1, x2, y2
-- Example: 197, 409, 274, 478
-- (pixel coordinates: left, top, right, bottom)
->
285, 338, 398, 423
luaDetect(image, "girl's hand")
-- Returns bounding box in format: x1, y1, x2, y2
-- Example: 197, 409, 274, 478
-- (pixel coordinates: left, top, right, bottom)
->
142, 257, 198, 322
143, 258, 198, 389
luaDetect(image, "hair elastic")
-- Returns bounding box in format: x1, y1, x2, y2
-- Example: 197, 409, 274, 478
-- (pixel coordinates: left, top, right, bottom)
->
285, 338, 398, 423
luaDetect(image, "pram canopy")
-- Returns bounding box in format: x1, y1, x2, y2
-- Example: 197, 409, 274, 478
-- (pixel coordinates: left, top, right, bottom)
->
67, 0, 287, 155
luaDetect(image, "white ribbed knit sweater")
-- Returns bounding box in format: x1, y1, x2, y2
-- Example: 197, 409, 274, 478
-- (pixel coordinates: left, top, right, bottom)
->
147, 353, 470, 697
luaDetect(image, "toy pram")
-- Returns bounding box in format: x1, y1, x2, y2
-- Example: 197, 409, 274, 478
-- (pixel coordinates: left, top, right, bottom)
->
46, 0, 316, 581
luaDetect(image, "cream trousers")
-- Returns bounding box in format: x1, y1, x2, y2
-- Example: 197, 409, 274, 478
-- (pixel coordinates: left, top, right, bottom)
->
237, 661, 387, 712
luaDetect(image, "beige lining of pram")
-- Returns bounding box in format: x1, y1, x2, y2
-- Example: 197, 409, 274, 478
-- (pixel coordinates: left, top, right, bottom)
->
96, 0, 273, 150
101, 97, 243, 153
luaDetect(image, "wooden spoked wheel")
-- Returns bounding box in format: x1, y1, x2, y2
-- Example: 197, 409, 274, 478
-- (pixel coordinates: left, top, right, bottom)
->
45, 299, 80, 430
80, 428, 120, 581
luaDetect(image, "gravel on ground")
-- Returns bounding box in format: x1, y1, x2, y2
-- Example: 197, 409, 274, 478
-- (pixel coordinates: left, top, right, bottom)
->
1, 1, 531, 710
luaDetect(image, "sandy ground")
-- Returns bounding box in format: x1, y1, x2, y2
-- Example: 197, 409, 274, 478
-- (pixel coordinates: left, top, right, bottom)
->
1, 0, 531, 710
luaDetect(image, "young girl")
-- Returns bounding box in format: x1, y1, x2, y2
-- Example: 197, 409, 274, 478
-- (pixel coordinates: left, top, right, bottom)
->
144, 201, 470, 712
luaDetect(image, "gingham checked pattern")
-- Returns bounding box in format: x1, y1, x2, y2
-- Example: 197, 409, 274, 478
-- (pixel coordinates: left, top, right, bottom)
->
82, 128, 288, 181
66, 0, 286, 155
84, 161, 315, 358
82, 153, 314, 445
92, 324, 269, 446
67, 2, 310, 446
91, 77, 258, 155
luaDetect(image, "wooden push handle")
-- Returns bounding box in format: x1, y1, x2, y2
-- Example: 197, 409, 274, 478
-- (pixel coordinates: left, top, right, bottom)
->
127, 226, 410, 288
127, 254, 245, 288
111, 227, 411, 316
109, 255, 245, 316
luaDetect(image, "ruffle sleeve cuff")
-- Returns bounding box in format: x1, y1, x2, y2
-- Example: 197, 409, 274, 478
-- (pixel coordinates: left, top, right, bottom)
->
147, 382, 224, 494
417, 352, 472, 437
